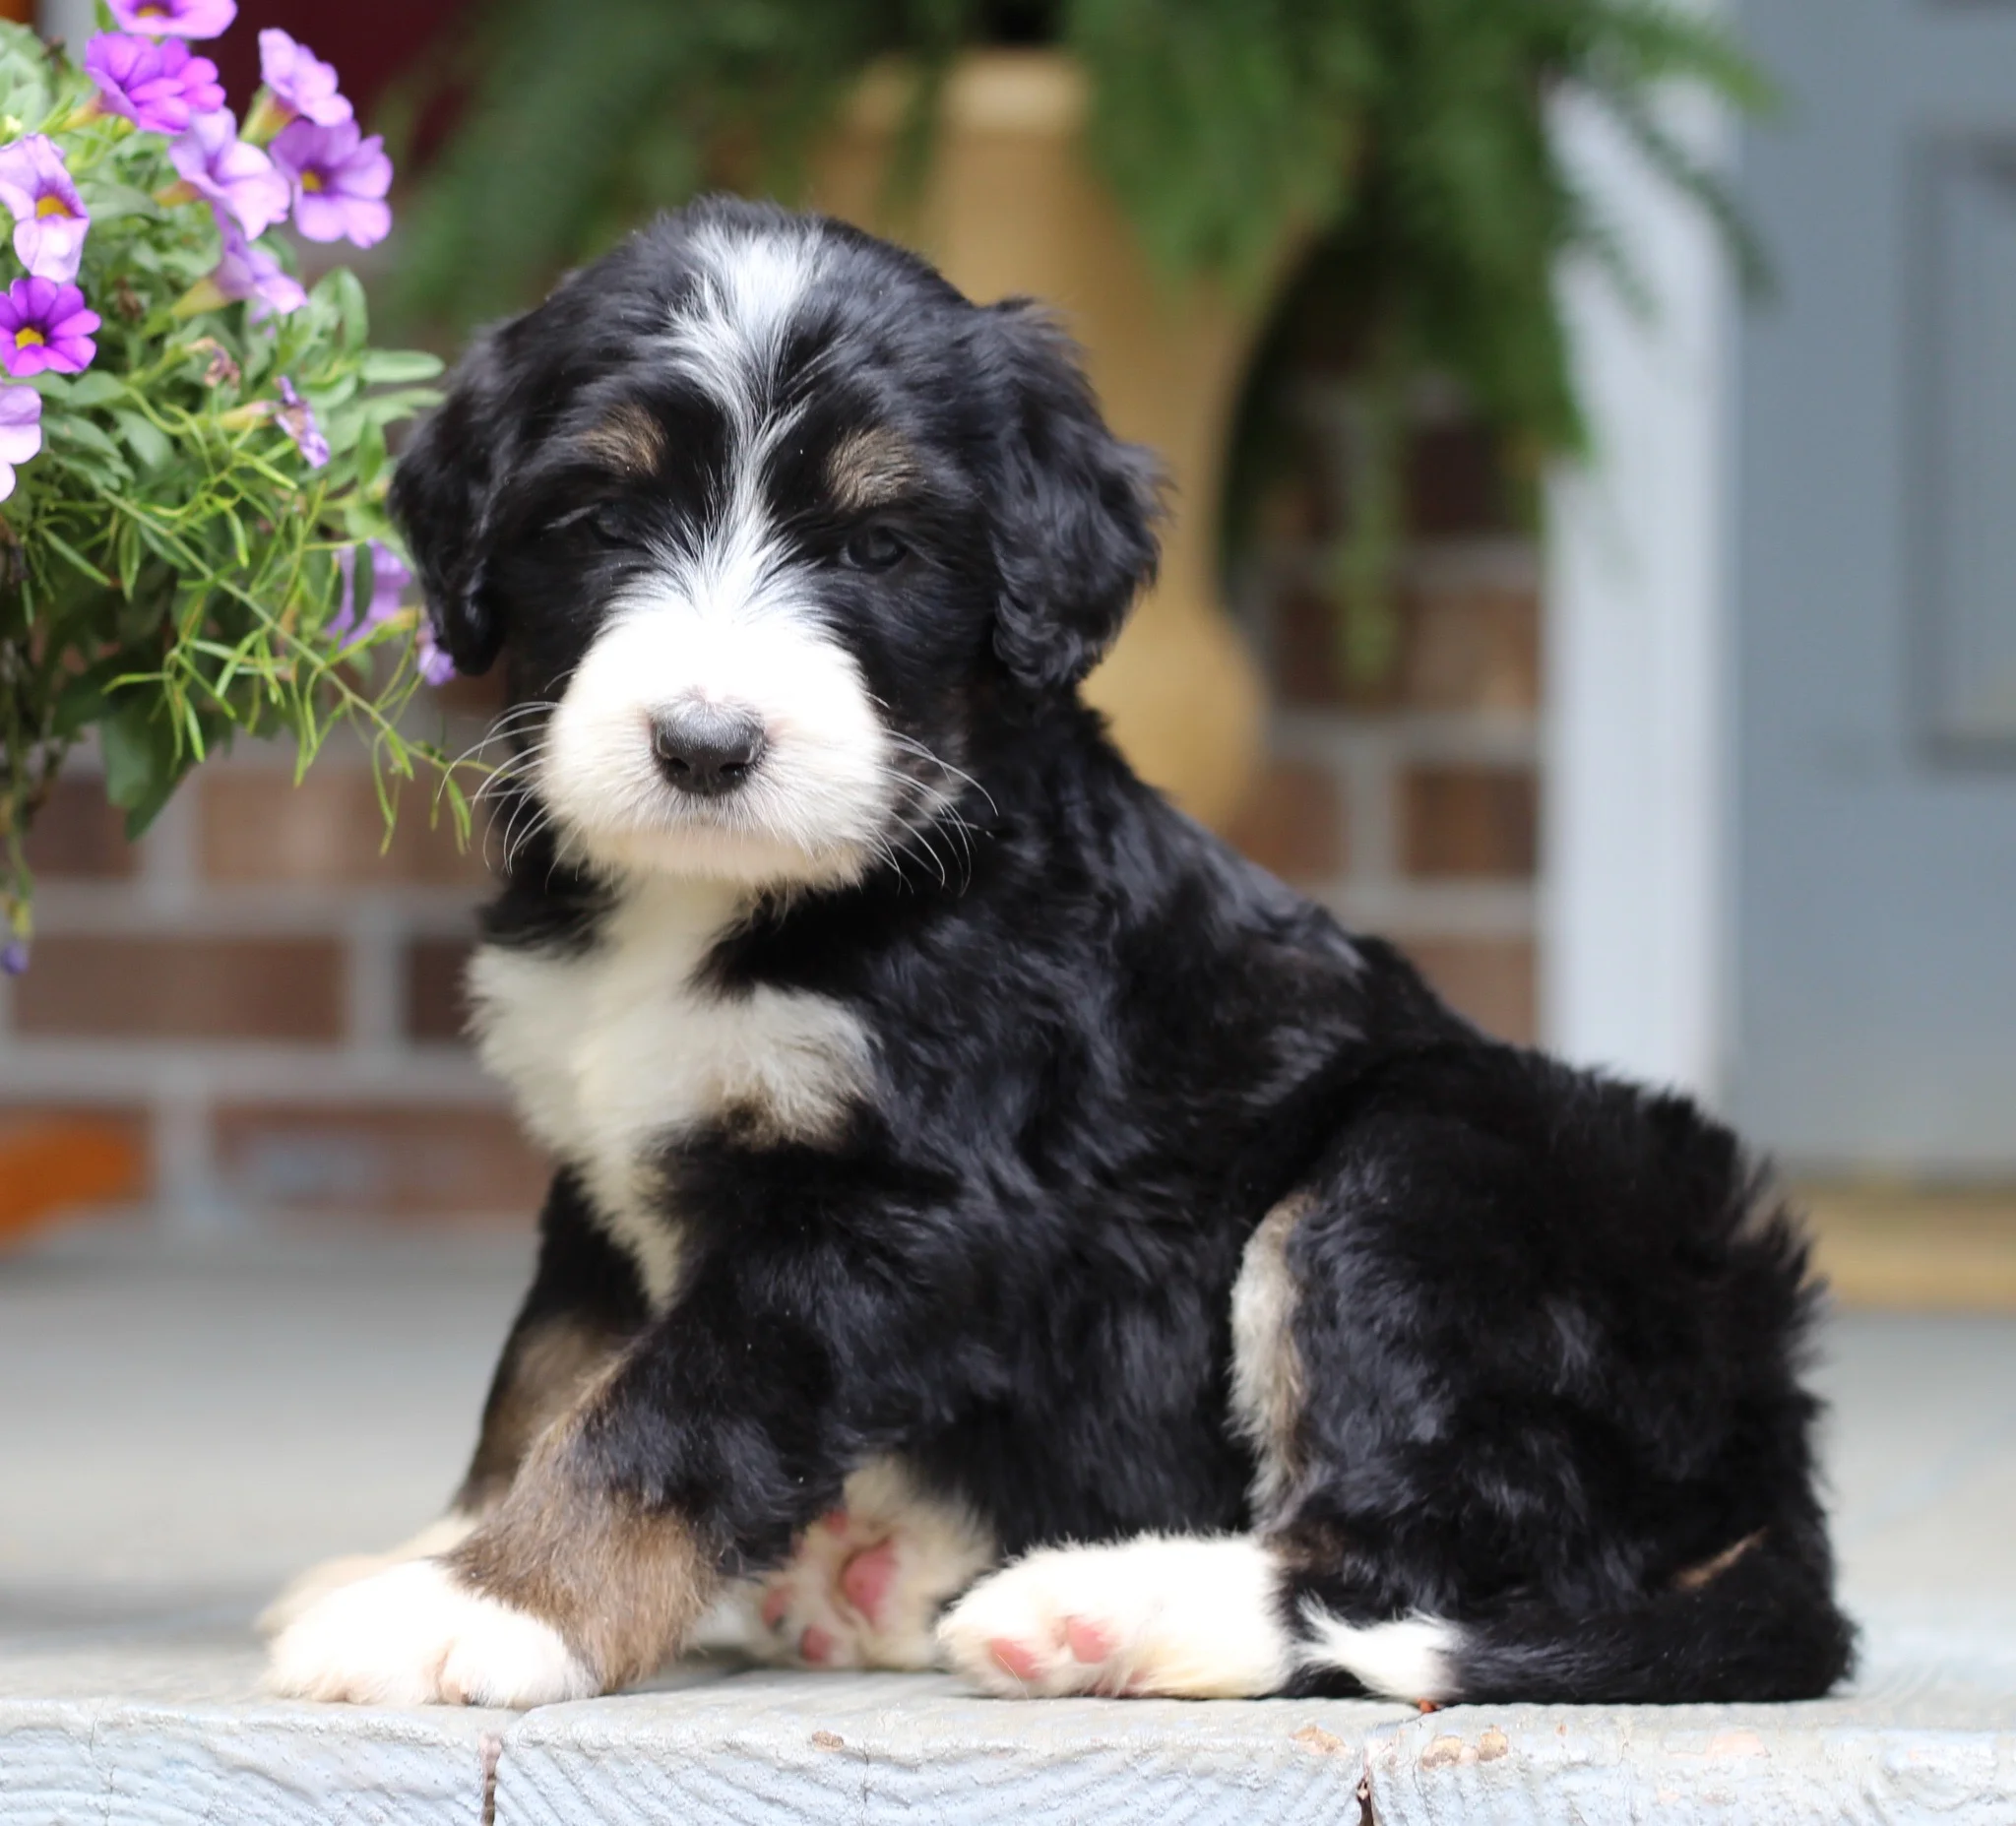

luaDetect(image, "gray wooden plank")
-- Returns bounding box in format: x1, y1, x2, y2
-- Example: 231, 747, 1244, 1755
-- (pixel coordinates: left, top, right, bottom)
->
1365, 1703, 2016, 1826
0, 1698, 505, 1826
496, 1671, 1401, 1826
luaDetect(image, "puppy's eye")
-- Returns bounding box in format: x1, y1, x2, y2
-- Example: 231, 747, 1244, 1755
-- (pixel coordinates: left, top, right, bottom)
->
541, 502, 636, 547
842, 526, 908, 572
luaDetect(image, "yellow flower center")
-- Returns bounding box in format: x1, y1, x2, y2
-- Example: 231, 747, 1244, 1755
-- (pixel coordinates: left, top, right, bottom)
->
34, 195, 71, 220
15, 328, 45, 348
300, 171, 324, 193
136, 3, 168, 16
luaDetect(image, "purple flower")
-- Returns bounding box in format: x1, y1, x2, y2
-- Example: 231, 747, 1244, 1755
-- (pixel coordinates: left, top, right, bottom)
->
0, 279, 99, 378
210, 219, 304, 320
0, 137, 90, 283
269, 118, 391, 248
85, 32, 223, 135
0, 384, 43, 503
0, 936, 28, 976
415, 623, 457, 687
275, 376, 328, 468
330, 540, 412, 647
106, 0, 236, 39
258, 30, 351, 127
185, 335, 239, 386
170, 110, 288, 238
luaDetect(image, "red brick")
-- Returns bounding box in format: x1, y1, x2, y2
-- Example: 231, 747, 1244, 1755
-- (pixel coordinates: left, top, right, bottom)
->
406, 936, 474, 1043
21, 777, 136, 879
1400, 580, 1541, 714
212, 1102, 547, 1220
12, 936, 346, 1040
1273, 582, 1402, 711
1399, 767, 1539, 880
1404, 938, 1538, 1044
200, 769, 487, 888
1406, 417, 1517, 537
1272, 573, 1541, 714
430, 665, 507, 721
1225, 760, 1348, 885
0, 1103, 153, 1234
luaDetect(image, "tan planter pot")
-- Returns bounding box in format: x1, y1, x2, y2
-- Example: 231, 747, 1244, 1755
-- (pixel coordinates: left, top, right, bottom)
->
810, 51, 1276, 833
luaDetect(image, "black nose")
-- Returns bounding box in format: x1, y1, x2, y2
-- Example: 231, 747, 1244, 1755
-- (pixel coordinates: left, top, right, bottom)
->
651, 703, 768, 795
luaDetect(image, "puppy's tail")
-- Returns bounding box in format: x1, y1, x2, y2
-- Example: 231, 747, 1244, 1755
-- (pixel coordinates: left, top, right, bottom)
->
1298, 1533, 1855, 1705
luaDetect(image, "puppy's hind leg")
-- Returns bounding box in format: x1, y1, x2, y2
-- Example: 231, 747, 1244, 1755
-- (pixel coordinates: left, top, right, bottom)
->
935, 1193, 1327, 1702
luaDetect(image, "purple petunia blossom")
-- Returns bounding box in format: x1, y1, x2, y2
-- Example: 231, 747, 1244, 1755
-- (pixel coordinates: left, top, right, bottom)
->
415, 622, 457, 687
0, 137, 90, 283
258, 29, 351, 127
275, 376, 329, 469
170, 111, 289, 238
269, 118, 391, 248
210, 219, 305, 320
85, 32, 223, 135
0, 278, 99, 378
330, 540, 412, 648
0, 383, 42, 503
0, 937, 28, 976
107, 0, 236, 39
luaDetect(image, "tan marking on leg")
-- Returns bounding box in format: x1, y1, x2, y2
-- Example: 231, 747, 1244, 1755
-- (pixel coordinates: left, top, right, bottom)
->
458, 1316, 630, 1513
1229, 1192, 1310, 1521
578, 402, 664, 475
448, 1361, 718, 1692
826, 426, 916, 513
1671, 1528, 1766, 1593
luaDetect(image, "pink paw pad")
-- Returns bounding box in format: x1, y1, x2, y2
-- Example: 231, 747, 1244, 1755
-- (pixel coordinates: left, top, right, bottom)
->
1064, 1617, 1117, 1664
799, 1624, 837, 1665
839, 1541, 897, 1627
760, 1585, 791, 1631
987, 1636, 1044, 1683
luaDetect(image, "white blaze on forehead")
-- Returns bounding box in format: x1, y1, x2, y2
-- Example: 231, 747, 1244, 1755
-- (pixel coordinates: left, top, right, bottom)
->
538, 220, 894, 887
663, 219, 828, 437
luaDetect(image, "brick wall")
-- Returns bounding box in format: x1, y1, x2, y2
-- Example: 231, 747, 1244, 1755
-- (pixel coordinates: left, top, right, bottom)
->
1224, 374, 1542, 1048
0, 686, 545, 1228
0, 359, 1541, 1228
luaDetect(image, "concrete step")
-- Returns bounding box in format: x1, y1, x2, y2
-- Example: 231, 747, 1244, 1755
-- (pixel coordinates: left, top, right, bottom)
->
3, 1229, 2013, 1823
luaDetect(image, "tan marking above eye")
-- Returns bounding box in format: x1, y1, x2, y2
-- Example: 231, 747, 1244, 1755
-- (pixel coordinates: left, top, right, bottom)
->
578, 403, 665, 476
827, 426, 916, 512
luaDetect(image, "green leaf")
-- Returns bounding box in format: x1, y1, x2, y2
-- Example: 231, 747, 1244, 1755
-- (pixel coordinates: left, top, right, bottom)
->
110, 409, 174, 472
62, 372, 126, 408
360, 349, 447, 384
80, 180, 167, 223
361, 386, 443, 429
99, 692, 176, 817
354, 416, 388, 490
318, 267, 370, 352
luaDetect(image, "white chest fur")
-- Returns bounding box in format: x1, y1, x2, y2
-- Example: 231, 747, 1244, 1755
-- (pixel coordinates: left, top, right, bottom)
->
467, 879, 874, 1307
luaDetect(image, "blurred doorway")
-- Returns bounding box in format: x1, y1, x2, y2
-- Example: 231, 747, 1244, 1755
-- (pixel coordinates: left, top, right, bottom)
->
1732, 0, 2016, 1175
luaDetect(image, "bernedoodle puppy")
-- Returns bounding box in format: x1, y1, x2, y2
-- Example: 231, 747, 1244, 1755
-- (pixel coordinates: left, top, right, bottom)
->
265, 197, 1855, 1709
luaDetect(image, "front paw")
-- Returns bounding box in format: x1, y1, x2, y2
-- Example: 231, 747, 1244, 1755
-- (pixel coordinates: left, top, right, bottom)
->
265, 1558, 595, 1707
258, 1515, 480, 1638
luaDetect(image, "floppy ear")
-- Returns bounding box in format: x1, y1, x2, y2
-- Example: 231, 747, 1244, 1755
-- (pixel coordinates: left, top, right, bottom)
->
388, 327, 518, 677
987, 301, 1163, 694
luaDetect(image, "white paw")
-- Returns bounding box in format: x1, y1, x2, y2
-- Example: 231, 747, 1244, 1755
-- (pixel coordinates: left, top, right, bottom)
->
258, 1514, 478, 1638
265, 1558, 594, 1707
937, 1535, 1292, 1699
